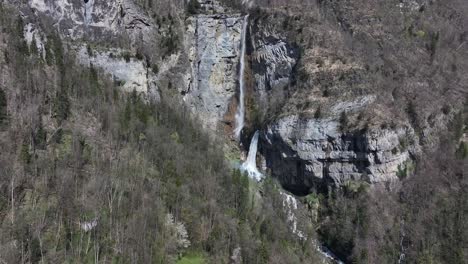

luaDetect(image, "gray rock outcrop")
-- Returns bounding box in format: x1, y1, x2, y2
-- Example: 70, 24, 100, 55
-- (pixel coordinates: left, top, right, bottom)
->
75, 46, 156, 96
262, 115, 417, 193
250, 23, 298, 112
27, 0, 152, 40
183, 13, 245, 131
22, 0, 159, 95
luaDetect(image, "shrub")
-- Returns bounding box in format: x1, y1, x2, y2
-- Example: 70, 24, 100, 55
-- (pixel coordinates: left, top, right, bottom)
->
52, 89, 70, 124
30, 38, 38, 56
0, 88, 7, 125
19, 141, 31, 164
151, 63, 159, 74
187, 0, 201, 15
34, 122, 47, 150
314, 106, 322, 119
415, 30, 426, 38
122, 51, 131, 62
339, 111, 348, 131
396, 164, 407, 179
89, 64, 100, 95
161, 31, 179, 56
316, 57, 324, 68
4, 50, 9, 64
427, 31, 439, 59
442, 104, 451, 115
49, 32, 64, 68
306, 193, 320, 209
86, 44, 93, 56
456, 142, 468, 159
135, 50, 144, 61
399, 136, 408, 152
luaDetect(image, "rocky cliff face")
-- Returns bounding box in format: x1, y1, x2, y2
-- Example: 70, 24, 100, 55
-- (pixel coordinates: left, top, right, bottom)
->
250, 17, 299, 122
75, 46, 155, 95
18, 0, 159, 95
262, 116, 418, 193
183, 13, 244, 131
27, 0, 152, 40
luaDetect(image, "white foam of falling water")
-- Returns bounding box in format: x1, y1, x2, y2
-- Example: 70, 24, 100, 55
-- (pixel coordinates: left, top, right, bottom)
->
234, 15, 249, 140
80, 218, 98, 232
280, 191, 306, 239
240, 131, 263, 181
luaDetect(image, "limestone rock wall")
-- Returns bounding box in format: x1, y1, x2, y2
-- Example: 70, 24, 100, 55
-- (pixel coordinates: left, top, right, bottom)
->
75, 46, 156, 95
26, 0, 152, 40
262, 115, 417, 193
183, 13, 244, 131
250, 20, 298, 116
16, 0, 159, 95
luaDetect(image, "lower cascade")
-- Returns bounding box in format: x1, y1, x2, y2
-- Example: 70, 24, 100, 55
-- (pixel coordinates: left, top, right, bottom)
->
240, 131, 263, 181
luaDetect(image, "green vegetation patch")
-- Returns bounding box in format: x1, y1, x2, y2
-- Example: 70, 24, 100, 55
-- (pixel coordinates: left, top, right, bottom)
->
396, 160, 415, 180
177, 252, 206, 264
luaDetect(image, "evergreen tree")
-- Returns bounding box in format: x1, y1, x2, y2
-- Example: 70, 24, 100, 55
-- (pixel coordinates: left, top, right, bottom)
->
52, 89, 70, 124
0, 88, 7, 125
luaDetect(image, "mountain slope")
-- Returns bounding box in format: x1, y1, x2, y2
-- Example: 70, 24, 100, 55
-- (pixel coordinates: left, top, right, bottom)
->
0, 3, 323, 263
0, 0, 467, 263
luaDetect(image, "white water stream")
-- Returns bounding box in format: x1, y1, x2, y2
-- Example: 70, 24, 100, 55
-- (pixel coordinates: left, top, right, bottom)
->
240, 131, 263, 181
234, 15, 249, 140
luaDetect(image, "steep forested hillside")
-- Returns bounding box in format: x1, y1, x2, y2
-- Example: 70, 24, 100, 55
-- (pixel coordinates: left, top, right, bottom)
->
0, 4, 322, 263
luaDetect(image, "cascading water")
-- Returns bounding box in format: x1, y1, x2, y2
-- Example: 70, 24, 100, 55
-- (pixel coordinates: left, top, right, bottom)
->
234, 15, 249, 140
240, 131, 263, 181
232, 12, 343, 263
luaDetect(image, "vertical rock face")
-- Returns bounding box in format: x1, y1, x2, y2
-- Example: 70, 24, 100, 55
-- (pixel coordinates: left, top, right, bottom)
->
75, 46, 154, 95
26, 0, 152, 40
250, 23, 298, 111
184, 13, 245, 131
263, 115, 417, 193
21, 0, 158, 95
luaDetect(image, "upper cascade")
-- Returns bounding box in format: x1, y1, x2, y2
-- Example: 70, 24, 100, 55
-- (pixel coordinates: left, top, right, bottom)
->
234, 15, 249, 140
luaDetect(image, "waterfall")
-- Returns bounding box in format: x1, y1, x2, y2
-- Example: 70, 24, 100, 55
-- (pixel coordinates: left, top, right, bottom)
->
316, 244, 345, 264
398, 219, 407, 264
234, 15, 249, 140
240, 131, 263, 181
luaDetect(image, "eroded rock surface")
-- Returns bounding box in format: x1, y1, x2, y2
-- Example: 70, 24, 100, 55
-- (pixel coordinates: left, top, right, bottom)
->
75, 46, 156, 95
27, 0, 152, 40
263, 115, 417, 193
17, 0, 162, 95
183, 13, 244, 131
250, 22, 298, 112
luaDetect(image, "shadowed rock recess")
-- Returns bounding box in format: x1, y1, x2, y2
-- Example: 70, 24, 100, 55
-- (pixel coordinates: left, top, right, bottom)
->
263, 117, 417, 194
